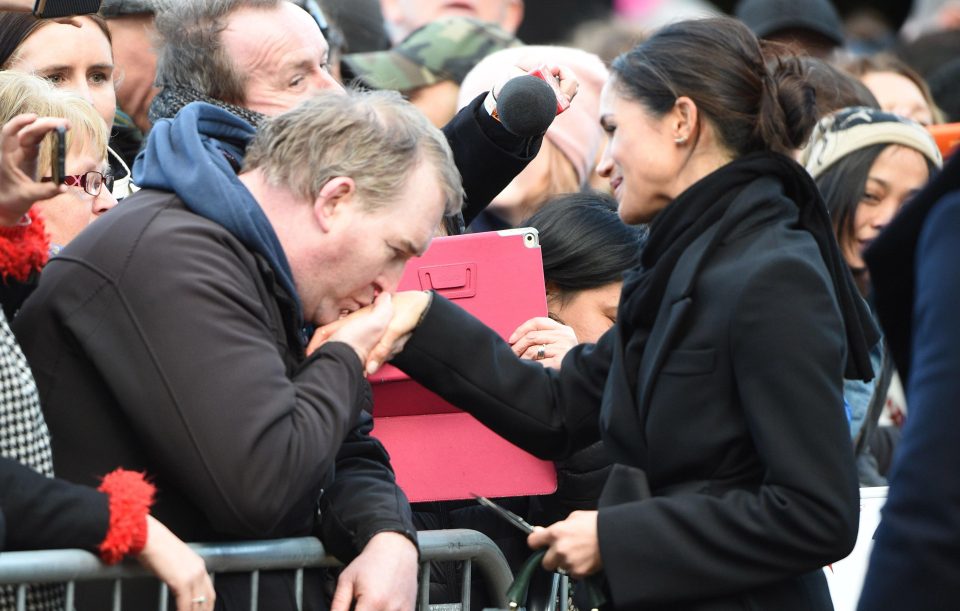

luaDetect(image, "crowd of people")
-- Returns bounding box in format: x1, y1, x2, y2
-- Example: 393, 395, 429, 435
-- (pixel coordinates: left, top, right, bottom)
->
0, 0, 957, 610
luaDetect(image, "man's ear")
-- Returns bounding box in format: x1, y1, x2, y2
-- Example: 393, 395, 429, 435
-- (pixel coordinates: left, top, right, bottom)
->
314, 176, 357, 232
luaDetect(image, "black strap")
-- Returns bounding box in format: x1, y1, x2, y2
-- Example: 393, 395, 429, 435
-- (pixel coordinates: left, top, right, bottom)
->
854, 345, 895, 457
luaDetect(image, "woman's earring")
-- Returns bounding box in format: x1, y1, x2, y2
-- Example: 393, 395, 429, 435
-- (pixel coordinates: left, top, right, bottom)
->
675, 136, 687, 144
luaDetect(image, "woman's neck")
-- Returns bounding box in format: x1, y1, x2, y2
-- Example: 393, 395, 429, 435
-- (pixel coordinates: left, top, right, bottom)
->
669, 132, 734, 202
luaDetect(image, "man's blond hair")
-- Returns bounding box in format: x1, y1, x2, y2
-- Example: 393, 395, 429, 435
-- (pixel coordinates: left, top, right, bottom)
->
244, 89, 463, 215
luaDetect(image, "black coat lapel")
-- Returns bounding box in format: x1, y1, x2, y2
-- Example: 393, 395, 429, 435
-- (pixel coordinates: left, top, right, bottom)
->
600, 222, 723, 467
636, 223, 721, 427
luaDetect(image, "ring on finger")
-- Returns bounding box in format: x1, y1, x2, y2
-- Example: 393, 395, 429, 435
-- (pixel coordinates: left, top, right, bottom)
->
192, 596, 207, 604
536, 345, 546, 360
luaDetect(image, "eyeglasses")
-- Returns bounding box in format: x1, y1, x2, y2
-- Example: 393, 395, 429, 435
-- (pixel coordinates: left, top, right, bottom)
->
42, 171, 114, 197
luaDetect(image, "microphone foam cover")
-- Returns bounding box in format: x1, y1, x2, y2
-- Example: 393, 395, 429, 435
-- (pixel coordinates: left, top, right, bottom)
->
496, 75, 557, 138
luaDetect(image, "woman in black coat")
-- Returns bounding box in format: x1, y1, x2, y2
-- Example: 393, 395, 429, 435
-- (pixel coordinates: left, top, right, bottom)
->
324, 17, 877, 611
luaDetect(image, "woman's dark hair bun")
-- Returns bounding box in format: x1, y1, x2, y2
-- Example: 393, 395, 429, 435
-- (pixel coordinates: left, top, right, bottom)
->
610, 17, 821, 156
755, 53, 820, 152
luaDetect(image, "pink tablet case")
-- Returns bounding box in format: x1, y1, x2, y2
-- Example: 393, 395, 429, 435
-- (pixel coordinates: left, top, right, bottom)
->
369, 228, 558, 502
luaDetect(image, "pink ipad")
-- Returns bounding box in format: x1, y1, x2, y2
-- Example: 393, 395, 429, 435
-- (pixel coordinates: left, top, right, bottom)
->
370, 228, 558, 502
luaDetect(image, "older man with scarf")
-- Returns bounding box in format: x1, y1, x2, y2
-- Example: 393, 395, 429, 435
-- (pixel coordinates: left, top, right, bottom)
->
144, 0, 567, 234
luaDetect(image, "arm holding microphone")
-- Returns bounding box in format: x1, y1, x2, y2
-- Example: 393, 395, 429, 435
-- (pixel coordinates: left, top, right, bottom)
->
442, 64, 578, 232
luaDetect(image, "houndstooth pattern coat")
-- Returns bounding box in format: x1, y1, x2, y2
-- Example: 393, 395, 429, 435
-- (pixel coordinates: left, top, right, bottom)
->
0, 310, 63, 611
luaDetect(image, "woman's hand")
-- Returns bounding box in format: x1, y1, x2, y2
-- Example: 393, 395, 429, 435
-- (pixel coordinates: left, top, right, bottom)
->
540, 63, 580, 108
490, 63, 581, 111
511, 62, 580, 109
509, 316, 579, 369
0, 114, 69, 226
313, 291, 432, 375
528, 510, 603, 579
136, 516, 215, 611
307, 292, 394, 368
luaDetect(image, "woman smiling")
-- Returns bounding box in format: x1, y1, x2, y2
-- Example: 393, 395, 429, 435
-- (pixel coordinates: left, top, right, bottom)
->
327, 16, 882, 610
802, 106, 941, 479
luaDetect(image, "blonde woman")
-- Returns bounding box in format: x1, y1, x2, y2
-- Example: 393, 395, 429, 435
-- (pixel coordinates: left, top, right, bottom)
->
0, 90, 213, 610
0, 72, 117, 257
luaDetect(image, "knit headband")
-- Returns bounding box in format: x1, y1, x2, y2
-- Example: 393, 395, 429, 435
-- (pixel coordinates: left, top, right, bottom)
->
801, 106, 943, 179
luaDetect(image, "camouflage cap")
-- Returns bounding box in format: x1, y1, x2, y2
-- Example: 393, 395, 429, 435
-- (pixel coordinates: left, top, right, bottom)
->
342, 17, 520, 92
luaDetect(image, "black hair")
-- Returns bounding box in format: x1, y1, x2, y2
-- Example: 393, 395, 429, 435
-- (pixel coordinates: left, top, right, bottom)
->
926, 57, 960, 123
797, 56, 878, 117
815, 144, 885, 265
524, 191, 646, 295
895, 30, 960, 79
609, 17, 818, 156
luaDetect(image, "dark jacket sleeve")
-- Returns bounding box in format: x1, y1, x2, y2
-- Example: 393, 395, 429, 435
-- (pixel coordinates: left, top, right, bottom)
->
0, 273, 38, 321
442, 94, 542, 227
858, 193, 960, 611
0, 456, 108, 552
597, 255, 859, 606
318, 409, 417, 562
45, 221, 371, 539
391, 294, 609, 460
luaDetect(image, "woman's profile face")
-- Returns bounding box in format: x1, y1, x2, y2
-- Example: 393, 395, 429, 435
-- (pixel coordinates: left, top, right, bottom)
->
860, 71, 934, 126
596, 80, 681, 225
844, 144, 929, 269
9, 17, 116, 131
548, 281, 622, 344
34, 141, 117, 250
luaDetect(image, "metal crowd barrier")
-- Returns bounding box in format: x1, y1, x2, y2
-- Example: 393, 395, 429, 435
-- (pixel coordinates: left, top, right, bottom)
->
0, 529, 514, 611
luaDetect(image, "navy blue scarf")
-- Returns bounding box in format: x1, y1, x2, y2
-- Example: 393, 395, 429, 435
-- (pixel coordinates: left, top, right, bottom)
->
133, 102, 302, 326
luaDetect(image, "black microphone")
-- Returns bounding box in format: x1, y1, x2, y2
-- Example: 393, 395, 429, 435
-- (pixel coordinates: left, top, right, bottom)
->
496, 75, 558, 138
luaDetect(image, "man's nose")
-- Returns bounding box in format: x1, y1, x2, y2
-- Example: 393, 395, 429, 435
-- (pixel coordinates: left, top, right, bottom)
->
310, 69, 344, 94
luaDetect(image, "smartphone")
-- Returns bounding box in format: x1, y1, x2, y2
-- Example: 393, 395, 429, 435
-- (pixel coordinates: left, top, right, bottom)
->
50, 126, 65, 186
528, 65, 571, 115
473, 494, 536, 534
32, 0, 102, 19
